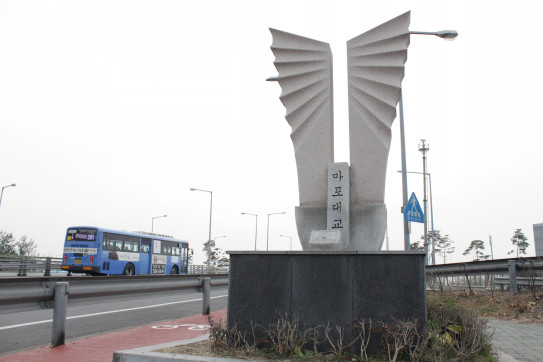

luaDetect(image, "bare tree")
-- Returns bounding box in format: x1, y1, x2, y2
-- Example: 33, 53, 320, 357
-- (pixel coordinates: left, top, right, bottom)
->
410, 240, 425, 251
418, 230, 455, 264
436, 234, 455, 264
0, 232, 38, 256
16, 235, 39, 256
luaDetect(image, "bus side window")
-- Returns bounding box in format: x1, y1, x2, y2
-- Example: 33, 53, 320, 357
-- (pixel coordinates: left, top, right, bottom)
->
142, 238, 151, 254
133, 243, 139, 252
124, 242, 131, 251
115, 241, 123, 251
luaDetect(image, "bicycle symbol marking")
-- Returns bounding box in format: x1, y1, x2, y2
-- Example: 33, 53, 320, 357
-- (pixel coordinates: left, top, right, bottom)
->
151, 323, 211, 331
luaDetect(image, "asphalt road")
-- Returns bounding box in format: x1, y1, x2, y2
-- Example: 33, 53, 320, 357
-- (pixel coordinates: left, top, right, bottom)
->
0, 287, 228, 356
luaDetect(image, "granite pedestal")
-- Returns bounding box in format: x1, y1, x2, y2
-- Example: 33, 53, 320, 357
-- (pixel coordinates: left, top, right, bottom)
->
227, 251, 426, 353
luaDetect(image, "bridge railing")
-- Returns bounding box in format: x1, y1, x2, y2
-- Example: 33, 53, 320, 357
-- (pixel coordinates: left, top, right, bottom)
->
0, 255, 229, 276
0, 255, 63, 276
188, 264, 229, 275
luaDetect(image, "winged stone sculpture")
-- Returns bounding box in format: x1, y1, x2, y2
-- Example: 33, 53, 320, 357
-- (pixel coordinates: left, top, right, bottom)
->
270, 12, 410, 251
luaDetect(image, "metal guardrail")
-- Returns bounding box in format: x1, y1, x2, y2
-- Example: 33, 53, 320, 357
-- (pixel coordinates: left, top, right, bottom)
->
426, 256, 543, 275
494, 276, 543, 287
0, 274, 226, 347
426, 257, 543, 294
0, 274, 229, 314
0, 255, 63, 276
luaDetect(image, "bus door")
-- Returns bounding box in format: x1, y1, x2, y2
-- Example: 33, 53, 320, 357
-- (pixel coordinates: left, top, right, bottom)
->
140, 238, 152, 274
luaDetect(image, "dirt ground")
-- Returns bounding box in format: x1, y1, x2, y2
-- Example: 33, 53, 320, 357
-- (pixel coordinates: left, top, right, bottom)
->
159, 340, 273, 360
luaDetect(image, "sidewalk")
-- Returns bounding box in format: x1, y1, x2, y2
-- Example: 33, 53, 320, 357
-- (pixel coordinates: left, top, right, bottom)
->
0, 310, 227, 362
487, 318, 543, 362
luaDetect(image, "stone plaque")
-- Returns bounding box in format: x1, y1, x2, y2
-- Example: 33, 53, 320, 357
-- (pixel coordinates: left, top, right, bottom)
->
309, 230, 341, 245
327, 162, 350, 249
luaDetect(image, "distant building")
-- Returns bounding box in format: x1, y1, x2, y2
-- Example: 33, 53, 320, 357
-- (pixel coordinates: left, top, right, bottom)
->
533, 224, 543, 256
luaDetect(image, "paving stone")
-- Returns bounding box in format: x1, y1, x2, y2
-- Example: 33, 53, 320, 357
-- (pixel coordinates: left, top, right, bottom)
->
487, 319, 543, 361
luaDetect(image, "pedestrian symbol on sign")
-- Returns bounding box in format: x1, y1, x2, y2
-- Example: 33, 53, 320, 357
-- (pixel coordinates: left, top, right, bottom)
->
404, 193, 424, 223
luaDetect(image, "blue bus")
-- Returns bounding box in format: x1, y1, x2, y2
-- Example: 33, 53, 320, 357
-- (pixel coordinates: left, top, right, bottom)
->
61, 227, 189, 276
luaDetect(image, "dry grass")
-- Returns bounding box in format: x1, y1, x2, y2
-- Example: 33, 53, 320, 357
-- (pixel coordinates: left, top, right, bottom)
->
428, 290, 543, 323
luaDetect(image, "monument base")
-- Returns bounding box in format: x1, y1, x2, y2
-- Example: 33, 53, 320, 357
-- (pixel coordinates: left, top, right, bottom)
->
227, 251, 426, 353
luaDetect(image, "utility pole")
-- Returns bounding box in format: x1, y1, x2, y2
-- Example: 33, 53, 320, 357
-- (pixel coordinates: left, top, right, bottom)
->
418, 140, 429, 265
489, 235, 494, 260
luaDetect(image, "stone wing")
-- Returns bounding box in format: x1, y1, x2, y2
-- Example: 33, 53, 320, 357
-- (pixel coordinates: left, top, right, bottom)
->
347, 12, 410, 205
270, 28, 334, 207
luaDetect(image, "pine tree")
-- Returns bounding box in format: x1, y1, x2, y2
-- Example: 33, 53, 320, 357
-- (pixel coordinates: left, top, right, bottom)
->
463, 240, 489, 261
508, 229, 529, 258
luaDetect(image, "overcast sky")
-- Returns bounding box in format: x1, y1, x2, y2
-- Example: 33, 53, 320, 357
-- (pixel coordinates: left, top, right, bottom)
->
1, 0, 542, 263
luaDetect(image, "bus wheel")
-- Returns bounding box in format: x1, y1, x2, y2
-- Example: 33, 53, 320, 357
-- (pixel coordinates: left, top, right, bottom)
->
123, 263, 135, 276
170, 265, 179, 275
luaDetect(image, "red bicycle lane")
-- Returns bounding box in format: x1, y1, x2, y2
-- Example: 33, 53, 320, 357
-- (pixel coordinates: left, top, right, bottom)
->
0, 309, 227, 362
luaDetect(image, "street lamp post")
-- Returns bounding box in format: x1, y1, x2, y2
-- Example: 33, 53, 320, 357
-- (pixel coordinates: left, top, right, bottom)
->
400, 29, 457, 250
241, 212, 258, 250
0, 183, 16, 208
151, 214, 167, 232
399, 94, 410, 250
280, 234, 292, 250
190, 188, 213, 272
266, 212, 286, 251
410, 30, 458, 39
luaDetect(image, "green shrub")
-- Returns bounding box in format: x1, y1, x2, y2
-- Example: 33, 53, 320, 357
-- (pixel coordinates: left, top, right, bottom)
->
425, 299, 494, 361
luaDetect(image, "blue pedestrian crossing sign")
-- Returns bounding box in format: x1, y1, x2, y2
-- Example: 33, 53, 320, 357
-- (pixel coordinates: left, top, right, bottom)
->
404, 192, 424, 223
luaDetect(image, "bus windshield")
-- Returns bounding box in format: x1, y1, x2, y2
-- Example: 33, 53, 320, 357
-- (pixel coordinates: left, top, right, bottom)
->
66, 228, 97, 242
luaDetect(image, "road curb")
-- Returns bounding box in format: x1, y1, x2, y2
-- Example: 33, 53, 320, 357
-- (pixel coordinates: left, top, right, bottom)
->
112, 334, 246, 362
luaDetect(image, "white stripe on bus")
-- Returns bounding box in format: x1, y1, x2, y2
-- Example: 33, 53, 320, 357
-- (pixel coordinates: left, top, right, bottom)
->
0, 294, 228, 331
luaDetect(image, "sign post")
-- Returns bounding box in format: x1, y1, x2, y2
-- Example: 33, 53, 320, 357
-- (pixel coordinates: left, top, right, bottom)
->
404, 192, 424, 223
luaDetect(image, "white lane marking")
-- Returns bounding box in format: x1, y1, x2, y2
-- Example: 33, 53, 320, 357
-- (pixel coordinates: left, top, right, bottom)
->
0, 294, 227, 331
151, 324, 211, 331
